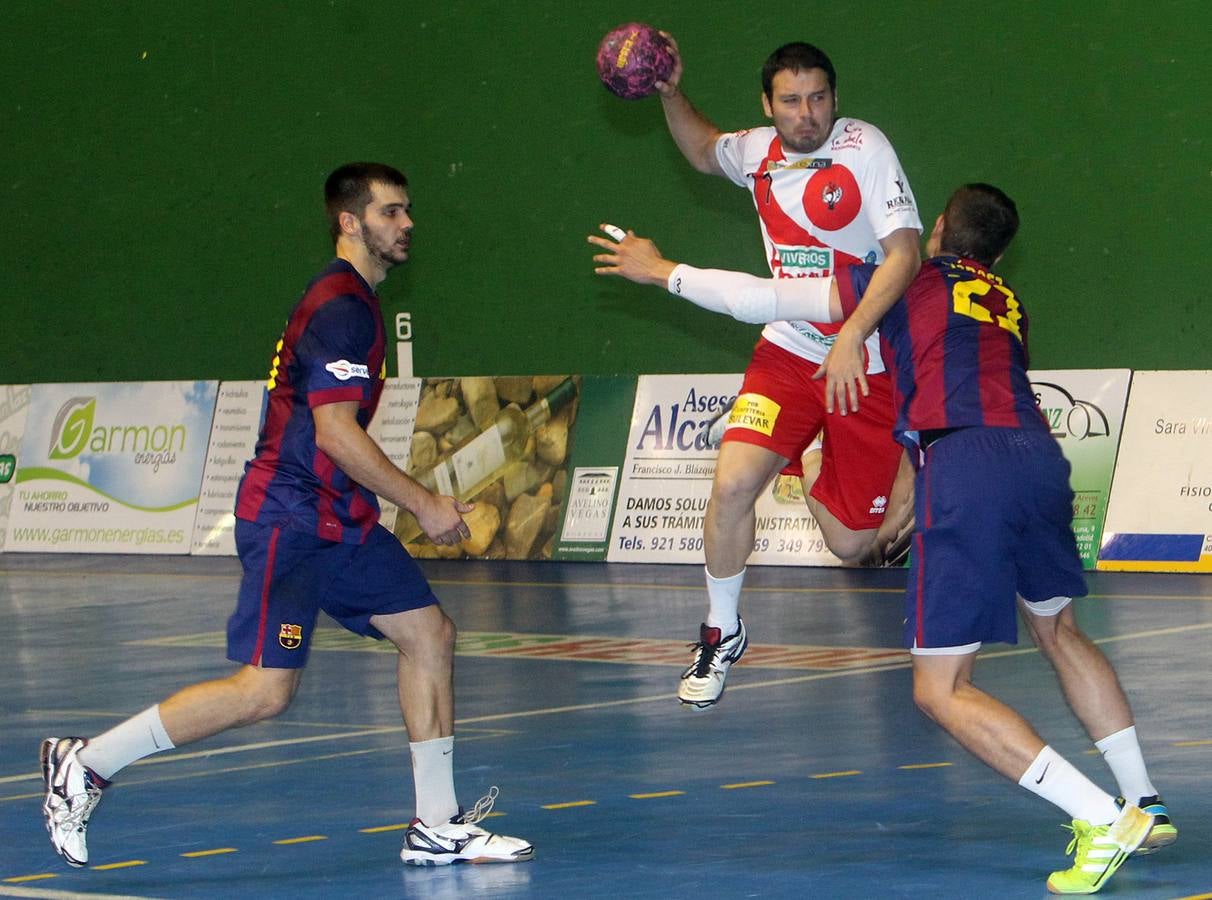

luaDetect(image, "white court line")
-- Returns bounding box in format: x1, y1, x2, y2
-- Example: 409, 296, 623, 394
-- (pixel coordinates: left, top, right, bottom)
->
0, 887, 165, 899
5, 621, 1210, 799
7, 570, 1212, 602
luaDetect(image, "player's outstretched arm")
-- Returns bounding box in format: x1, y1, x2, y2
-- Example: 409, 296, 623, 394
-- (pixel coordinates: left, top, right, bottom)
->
654, 33, 725, 176
588, 224, 841, 324
313, 400, 471, 546
813, 228, 922, 415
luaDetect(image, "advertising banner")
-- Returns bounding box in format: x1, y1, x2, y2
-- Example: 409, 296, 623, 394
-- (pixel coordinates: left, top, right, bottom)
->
1029, 369, 1131, 569
392, 375, 588, 560
7, 382, 218, 554
367, 377, 423, 534
0, 384, 32, 551
606, 374, 840, 566
191, 381, 264, 556
550, 375, 637, 561
1098, 371, 1212, 572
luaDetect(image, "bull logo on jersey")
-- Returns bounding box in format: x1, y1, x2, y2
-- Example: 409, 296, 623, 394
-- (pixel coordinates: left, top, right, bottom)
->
279, 623, 303, 650
803, 165, 860, 232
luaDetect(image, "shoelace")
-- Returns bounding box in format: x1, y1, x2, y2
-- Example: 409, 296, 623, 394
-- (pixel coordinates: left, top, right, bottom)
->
689, 639, 721, 678
461, 785, 499, 826
54, 785, 102, 830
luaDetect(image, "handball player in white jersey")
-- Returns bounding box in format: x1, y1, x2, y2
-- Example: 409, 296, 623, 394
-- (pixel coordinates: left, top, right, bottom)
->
653, 37, 922, 708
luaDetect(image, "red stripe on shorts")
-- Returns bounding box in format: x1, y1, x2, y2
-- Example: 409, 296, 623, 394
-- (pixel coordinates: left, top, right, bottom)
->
251, 527, 281, 666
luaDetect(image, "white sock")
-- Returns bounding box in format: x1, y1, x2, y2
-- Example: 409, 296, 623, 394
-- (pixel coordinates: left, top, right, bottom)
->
704, 567, 745, 634
78, 704, 175, 780
410, 736, 458, 825
1095, 725, 1157, 801
1018, 745, 1120, 824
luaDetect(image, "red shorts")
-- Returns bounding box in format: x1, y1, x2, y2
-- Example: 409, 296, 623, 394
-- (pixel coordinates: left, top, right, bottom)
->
721, 338, 902, 531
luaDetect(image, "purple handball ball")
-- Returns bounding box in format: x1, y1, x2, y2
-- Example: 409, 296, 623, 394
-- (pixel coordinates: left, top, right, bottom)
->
596, 22, 674, 100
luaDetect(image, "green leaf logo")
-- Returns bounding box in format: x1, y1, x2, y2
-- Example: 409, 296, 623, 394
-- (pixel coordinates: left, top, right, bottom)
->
49, 397, 96, 460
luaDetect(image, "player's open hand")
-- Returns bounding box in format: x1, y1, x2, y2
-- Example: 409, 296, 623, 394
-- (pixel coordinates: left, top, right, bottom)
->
588, 225, 677, 287
416, 495, 474, 546
813, 322, 869, 416
654, 31, 683, 97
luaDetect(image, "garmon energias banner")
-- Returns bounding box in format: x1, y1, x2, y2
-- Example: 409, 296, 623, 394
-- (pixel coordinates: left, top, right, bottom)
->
1099, 371, 1212, 572
1029, 369, 1131, 569
7, 382, 218, 553
607, 374, 841, 566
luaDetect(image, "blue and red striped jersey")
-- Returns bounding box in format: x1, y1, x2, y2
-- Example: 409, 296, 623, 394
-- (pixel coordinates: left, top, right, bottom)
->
838, 256, 1047, 448
235, 259, 386, 543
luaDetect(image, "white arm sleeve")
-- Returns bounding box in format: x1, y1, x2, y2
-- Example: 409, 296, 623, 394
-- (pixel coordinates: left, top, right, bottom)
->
667, 264, 834, 324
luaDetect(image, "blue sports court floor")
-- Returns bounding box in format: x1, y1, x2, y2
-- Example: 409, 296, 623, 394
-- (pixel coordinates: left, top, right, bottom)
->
1, 554, 1209, 899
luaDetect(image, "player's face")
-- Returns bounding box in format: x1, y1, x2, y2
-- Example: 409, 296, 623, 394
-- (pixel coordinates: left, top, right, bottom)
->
357, 182, 413, 269
762, 68, 836, 154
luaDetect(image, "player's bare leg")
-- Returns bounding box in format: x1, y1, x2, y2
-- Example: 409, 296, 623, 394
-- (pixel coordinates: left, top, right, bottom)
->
374, 604, 532, 864
1020, 599, 1175, 853
159, 666, 303, 744
912, 650, 1154, 891
679, 441, 787, 708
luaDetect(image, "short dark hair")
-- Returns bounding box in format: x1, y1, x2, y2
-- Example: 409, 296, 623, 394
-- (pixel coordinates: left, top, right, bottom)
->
761, 42, 836, 98
324, 162, 408, 242
939, 183, 1019, 266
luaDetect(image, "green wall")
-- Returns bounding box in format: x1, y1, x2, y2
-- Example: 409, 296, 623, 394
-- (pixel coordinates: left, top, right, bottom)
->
4, 1, 1209, 382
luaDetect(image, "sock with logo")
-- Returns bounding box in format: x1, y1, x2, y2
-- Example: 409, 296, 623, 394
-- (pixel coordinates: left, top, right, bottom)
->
1095, 725, 1158, 801
704, 567, 745, 635
1018, 744, 1121, 825
410, 736, 458, 825
78, 704, 175, 781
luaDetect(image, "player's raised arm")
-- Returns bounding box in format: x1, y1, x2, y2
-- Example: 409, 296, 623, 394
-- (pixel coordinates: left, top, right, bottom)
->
588, 224, 841, 324
654, 33, 726, 176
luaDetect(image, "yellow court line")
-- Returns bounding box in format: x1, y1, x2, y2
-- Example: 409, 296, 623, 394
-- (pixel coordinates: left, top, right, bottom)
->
898, 762, 952, 770
810, 770, 861, 779
1, 874, 56, 883
180, 848, 237, 858
359, 823, 410, 833
1174, 739, 1212, 747
273, 836, 326, 845
721, 781, 775, 789
91, 861, 146, 871
630, 791, 685, 799
542, 800, 596, 809
1172, 894, 1212, 900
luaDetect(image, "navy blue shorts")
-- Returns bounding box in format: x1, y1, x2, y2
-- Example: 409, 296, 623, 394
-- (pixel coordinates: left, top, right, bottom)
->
904, 427, 1086, 650
227, 519, 439, 668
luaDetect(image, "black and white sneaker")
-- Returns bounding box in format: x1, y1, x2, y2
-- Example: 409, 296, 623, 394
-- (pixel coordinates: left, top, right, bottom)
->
677, 619, 748, 709
400, 787, 533, 866
41, 737, 105, 867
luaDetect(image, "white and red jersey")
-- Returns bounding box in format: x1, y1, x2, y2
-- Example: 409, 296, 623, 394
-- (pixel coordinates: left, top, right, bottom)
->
715, 117, 921, 371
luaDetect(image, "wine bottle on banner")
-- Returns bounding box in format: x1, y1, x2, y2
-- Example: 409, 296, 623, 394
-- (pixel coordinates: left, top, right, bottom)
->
394, 377, 577, 543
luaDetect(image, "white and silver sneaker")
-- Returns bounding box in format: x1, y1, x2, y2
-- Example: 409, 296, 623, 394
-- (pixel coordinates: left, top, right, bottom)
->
41, 737, 105, 867
678, 619, 748, 709
401, 786, 534, 866
706, 400, 736, 449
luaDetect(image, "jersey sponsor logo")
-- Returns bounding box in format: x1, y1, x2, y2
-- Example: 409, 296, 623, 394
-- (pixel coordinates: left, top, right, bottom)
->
869, 495, 888, 515
278, 623, 303, 650
324, 359, 371, 381
765, 157, 832, 172
802, 165, 861, 231
787, 323, 835, 347
885, 194, 915, 214
725, 393, 780, 437
774, 244, 832, 273
830, 120, 865, 152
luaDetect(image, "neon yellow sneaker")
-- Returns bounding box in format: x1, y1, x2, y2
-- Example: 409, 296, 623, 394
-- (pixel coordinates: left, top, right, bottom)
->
1046, 804, 1153, 894
1134, 795, 1177, 854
